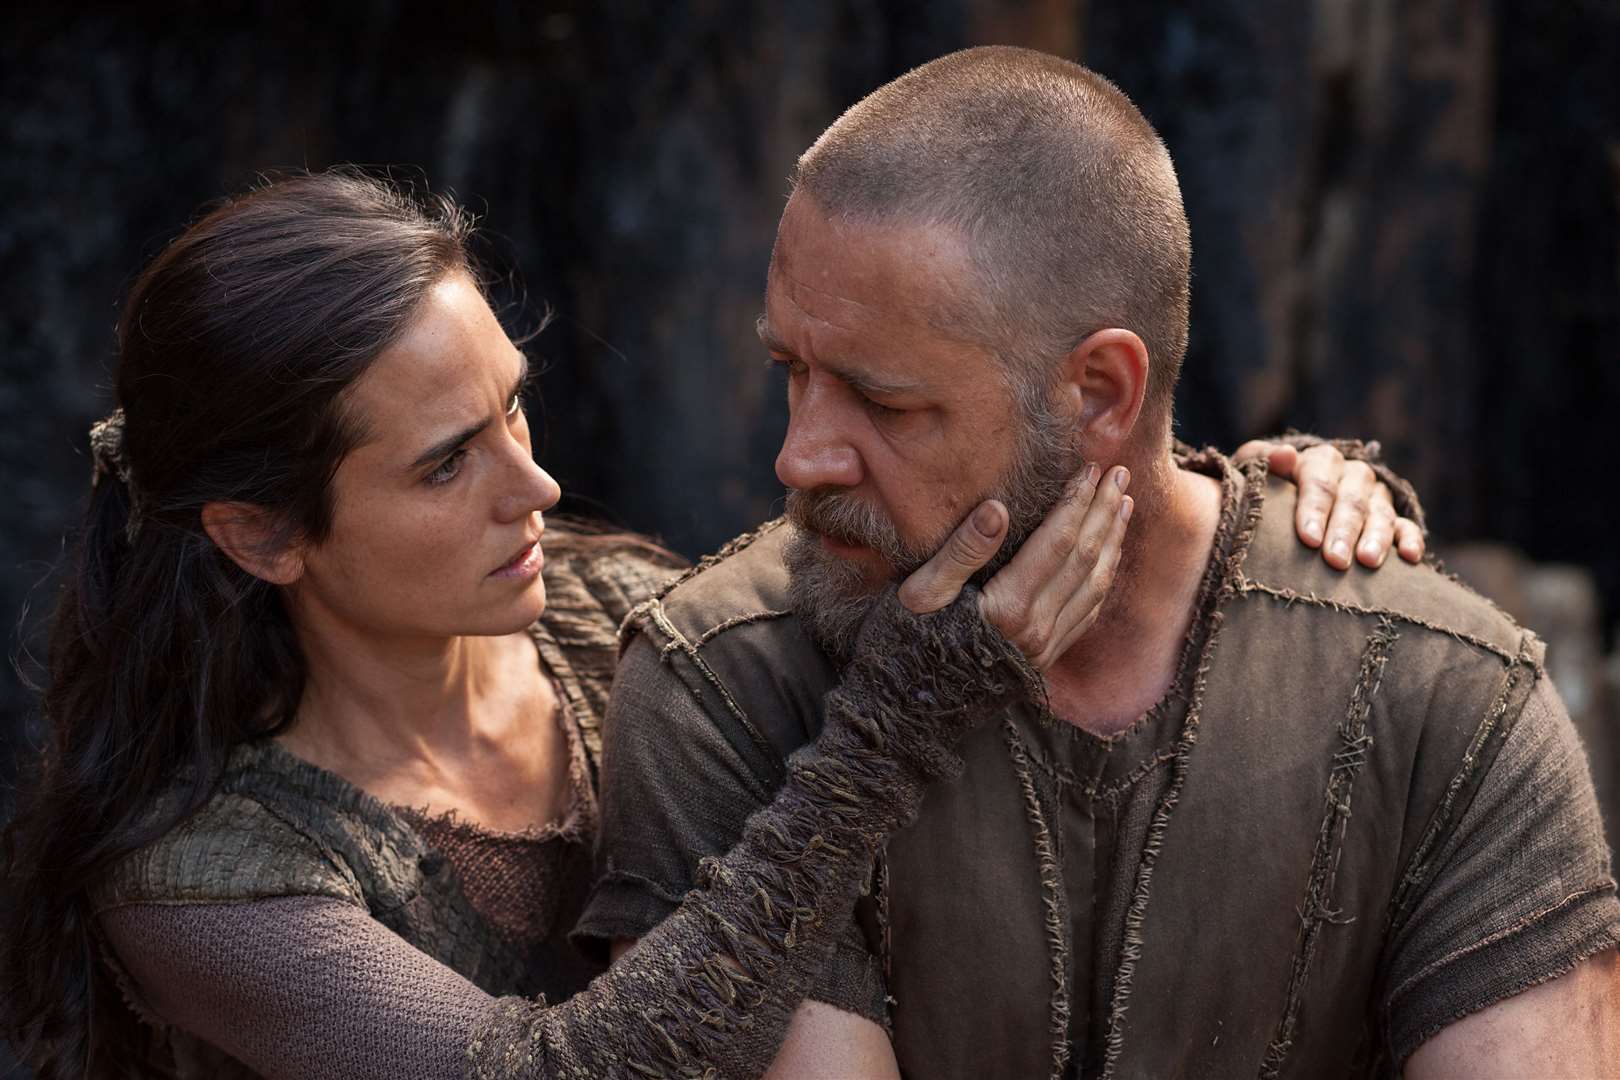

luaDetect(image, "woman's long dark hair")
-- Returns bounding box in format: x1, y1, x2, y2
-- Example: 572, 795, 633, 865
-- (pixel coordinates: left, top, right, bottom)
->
0, 170, 476, 1076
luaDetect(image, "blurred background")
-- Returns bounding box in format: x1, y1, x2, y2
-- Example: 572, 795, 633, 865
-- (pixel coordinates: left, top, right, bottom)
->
0, 3, 1617, 1064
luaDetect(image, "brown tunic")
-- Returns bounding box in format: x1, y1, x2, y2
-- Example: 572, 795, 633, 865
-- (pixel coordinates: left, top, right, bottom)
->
580, 450, 1620, 1078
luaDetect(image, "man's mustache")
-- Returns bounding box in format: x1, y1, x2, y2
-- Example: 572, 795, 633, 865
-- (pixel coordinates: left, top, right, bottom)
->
783, 487, 921, 570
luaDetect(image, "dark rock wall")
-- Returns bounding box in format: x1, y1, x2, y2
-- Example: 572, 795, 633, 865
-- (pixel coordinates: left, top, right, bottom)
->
2, 0, 1618, 893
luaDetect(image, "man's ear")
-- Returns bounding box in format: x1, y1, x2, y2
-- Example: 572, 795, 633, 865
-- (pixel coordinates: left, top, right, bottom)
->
1055, 328, 1150, 456
200, 501, 306, 586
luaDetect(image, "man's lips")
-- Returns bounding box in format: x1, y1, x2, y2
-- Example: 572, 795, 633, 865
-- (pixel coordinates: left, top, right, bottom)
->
818, 531, 873, 558
490, 537, 544, 579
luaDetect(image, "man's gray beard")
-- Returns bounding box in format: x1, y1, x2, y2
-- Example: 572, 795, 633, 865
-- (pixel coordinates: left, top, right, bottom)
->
784, 405, 1084, 663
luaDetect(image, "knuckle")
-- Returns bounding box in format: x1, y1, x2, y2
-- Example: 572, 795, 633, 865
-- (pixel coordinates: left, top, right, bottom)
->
1304, 474, 1339, 498
1076, 534, 1104, 568
896, 580, 928, 611
948, 540, 986, 570
1337, 492, 1371, 517
1022, 630, 1050, 659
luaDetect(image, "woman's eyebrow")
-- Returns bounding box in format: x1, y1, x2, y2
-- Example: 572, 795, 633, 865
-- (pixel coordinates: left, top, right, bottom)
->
410, 420, 488, 470
409, 353, 529, 470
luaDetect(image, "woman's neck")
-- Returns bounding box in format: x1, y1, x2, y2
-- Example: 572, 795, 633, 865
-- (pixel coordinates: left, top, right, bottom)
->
280, 607, 539, 774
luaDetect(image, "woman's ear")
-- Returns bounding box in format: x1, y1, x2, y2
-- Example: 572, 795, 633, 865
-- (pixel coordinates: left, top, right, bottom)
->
1055, 328, 1150, 456
200, 502, 306, 586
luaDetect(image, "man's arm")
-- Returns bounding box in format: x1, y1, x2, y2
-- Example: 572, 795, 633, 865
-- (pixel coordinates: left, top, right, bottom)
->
1385, 678, 1620, 1070
1406, 949, 1620, 1079
612, 939, 902, 1080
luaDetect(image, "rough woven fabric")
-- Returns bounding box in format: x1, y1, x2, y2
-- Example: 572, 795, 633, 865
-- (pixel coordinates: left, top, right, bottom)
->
400, 684, 595, 948
581, 452, 1620, 1080
93, 563, 1033, 1078
100, 897, 487, 1080
1379, 677, 1620, 1059
464, 586, 1036, 1079
87, 537, 678, 1076
403, 807, 592, 950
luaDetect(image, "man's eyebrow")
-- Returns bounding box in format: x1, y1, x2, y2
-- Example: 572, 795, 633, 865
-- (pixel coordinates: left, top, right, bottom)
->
755, 313, 788, 354
407, 353, 529, 470
754, 312, 924, 397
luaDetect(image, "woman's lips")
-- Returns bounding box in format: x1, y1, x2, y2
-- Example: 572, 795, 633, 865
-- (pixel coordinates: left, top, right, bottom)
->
490, 539, 544, 580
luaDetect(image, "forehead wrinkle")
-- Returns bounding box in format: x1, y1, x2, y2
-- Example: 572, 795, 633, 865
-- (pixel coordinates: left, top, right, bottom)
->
769, 278, 928, 396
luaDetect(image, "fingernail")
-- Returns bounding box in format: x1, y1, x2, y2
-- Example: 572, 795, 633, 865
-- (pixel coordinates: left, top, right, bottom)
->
1359, 539, 1377, 560
1120, 495, 1134, 522
1305, 517, 1323, 543
972, 503, 1001, 537
1086, 462, 1100, 486
1114, 467, 1130, 491
1329, 538, 1350, 563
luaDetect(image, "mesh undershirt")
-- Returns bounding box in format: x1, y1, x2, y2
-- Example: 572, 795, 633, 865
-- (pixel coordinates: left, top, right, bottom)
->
397, 687, 595, 949
98, 696, 598, 1078
100, 896, 490, 1080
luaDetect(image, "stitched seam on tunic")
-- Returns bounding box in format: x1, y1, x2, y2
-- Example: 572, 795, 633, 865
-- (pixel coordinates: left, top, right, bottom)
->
686, 609, 793, 649
1385, 637, 1538, 936
1098, 618, 1216, 1080
1096, 751, 1179, 806
649, 519, 785, 604
1002, 719, 1072, 1080
642, 598, 786, 783
1098, 453, 1262, 1079
1259, 617, 1399, 1078
1233, 580, 1526, 668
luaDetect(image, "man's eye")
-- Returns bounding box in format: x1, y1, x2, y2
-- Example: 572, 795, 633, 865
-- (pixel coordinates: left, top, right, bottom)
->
767, 355, 805, 378
425, 449, 466, 486
864, 396, 904, 418
506, 391, 522, 417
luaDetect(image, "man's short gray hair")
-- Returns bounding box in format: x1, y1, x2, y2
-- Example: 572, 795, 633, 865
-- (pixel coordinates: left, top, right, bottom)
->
793, 46, 1191, 427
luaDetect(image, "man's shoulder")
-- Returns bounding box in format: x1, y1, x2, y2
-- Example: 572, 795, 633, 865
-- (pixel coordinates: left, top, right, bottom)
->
623, 518, 800, 648
540, 526, 688, 640
1238, 474, 1535, 665
615, 519, 836, 761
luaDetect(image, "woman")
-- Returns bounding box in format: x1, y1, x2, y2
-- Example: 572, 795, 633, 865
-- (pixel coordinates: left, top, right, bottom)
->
0, 171, 1415, 1079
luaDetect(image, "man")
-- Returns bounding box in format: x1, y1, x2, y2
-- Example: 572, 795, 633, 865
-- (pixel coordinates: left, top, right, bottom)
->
577, 47, 1619, 1077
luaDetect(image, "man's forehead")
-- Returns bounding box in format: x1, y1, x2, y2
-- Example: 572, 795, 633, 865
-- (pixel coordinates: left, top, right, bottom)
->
770, 199, 993, 351
755, 311, 928, 396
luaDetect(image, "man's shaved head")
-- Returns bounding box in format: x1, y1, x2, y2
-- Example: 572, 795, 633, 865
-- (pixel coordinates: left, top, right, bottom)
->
792, 46, 1191, 431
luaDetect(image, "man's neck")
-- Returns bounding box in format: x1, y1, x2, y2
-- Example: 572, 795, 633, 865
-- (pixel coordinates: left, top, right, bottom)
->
1043, 452, 1224, 736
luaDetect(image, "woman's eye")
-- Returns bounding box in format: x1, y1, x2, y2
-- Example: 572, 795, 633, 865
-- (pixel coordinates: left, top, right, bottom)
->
425, 449, 466, 486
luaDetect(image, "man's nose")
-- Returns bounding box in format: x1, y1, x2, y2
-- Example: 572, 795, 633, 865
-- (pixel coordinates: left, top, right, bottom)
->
774, 385, 863, 491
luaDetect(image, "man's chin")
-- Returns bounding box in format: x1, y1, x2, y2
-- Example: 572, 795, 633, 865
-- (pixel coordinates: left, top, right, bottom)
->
783, 526, 896, 661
